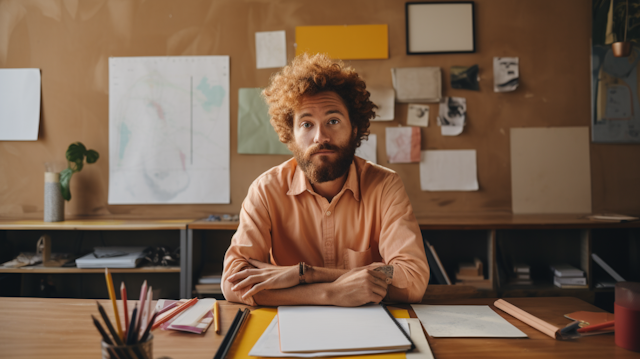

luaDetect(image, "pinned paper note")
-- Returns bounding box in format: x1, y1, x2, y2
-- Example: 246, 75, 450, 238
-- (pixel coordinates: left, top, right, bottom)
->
255, 31, 287, 69
391, 67, 441, 103
386, 127, 421, 163
494, 57, 519, 92
355, 134, 377, 163
368, 87, 395, 121
451, 65, 479, 91
437, 97, 466, 136
419, 150, 479, 191
295, 25, 388, 60
407, 104, 430, 127
238, 88, 290, 155
0, 68, 41, 141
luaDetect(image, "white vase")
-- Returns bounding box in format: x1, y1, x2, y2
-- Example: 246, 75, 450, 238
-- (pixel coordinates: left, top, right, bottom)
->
44, 172, 64, 222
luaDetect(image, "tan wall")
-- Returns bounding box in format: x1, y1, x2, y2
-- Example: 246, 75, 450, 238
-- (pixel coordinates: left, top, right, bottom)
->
1, 0, 638, 219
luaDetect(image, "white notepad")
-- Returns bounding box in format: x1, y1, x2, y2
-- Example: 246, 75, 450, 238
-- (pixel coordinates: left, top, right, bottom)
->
277, 305, 412, 353
411, 305, 527, 338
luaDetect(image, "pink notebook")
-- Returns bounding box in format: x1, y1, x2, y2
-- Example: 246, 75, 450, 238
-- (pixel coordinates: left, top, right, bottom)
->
157, 299, 215, 334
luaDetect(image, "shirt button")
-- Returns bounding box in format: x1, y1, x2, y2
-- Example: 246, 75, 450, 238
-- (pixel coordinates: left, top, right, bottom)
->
326, 211, 331, 216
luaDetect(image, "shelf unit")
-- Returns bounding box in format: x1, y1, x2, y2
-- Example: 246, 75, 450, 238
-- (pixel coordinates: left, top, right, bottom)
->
0, 217, 192, 298
1, 214, 638, 306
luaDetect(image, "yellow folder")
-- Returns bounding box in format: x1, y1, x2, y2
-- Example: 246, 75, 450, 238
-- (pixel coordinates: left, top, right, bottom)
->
229, 307, 409, 359
295, 25, 389, 60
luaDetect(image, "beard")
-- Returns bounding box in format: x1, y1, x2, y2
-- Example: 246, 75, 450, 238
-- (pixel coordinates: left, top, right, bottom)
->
291, 136, 357, 184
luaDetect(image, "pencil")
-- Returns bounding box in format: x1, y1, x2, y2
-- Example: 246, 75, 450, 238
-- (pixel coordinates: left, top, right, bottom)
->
139, 311, 157, 343
152, 297, 198, 330
120, 282, 129, 339
105, 268, 124, 340
92, 314, 113, 345
214, 300, 220, 334
97, 301, 125, 346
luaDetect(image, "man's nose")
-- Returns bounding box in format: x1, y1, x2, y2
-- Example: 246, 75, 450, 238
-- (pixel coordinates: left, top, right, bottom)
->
313, 126, 330, 144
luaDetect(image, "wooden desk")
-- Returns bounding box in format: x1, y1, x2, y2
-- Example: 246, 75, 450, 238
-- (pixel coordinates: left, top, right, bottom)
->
0, 297, 637, 359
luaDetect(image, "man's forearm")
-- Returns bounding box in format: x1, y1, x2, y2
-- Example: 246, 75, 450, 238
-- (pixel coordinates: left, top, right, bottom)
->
253, 283, 334, 306
307, 266, 349, 284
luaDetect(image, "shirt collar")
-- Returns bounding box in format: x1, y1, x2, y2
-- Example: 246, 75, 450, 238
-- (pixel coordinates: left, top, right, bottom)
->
287, 159, 361, 201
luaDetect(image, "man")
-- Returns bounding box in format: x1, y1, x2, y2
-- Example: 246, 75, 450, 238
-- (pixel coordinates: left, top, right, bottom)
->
221, 53, 429, 307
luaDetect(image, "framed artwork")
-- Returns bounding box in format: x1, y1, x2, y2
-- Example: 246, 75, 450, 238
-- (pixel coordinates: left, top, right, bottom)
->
406, 2, 475, 55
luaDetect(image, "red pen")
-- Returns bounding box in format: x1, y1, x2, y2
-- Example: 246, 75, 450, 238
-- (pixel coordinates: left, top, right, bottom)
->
577, 320, 615, 333
120, 282, 129, 338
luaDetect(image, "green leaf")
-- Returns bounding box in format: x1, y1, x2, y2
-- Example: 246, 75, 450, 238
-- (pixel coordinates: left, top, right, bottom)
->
66, 142, 87, 163
86, 149, 100, 164
59, 168, 74, 201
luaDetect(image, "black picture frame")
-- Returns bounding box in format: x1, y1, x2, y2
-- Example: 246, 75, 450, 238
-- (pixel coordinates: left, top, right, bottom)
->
406, 1, 476, 55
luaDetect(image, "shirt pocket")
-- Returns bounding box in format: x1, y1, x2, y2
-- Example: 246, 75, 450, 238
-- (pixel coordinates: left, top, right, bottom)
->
344, 247, 373, 269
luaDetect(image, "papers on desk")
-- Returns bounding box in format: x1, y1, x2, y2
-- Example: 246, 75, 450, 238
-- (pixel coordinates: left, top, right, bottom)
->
75, 247, 148, 268
276, 306, 412, 354
411, 305, 527, 338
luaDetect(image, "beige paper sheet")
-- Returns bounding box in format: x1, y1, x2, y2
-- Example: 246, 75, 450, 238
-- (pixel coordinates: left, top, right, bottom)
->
510, 127, 591, 214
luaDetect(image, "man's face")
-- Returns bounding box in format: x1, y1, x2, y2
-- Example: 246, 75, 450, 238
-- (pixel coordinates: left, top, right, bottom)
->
290, 91, 357, 184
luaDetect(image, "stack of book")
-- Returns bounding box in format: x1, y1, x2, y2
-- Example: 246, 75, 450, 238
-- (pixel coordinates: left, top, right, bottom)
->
194, 263, 223, 295
510, 263, 532, 286
551, 264, 587, 289
455, 258, 486, 286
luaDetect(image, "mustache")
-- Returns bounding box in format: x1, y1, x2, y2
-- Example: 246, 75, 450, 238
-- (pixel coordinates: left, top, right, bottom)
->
305, 143, 340, 157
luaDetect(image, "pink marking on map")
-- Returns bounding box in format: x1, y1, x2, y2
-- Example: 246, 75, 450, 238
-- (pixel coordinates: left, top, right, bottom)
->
179, 150, 186, 171
150, 101, 166, 121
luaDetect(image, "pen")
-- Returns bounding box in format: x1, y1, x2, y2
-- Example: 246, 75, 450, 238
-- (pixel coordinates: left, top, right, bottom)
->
142, 286, 153, 335
136, 280, 148, 336
577, 320, 615, 333
127, 304, 138, 345
105, 268, 124, 340
213, 308, 250, 359
121, 282, 129, 339
214, 300, 220, 334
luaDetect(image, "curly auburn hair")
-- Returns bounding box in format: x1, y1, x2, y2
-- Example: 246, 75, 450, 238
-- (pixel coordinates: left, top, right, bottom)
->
262, 53, 376, 148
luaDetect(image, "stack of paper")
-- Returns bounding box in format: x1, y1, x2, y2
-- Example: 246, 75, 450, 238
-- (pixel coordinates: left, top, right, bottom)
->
76, 247, 148, 268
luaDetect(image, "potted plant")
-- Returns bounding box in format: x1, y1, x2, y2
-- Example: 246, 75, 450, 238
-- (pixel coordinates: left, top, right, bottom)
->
60, 142, 100, 201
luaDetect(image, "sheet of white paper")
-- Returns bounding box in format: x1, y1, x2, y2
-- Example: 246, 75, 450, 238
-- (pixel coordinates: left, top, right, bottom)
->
411, 305, 527, 338
419, 150, 479, 191
108, 56, 230, 204
0, 69, 41, 141
494, 57, 519, 92
250, 316, 410, 357
256, 31, 287, 69
407, 104, 429, 127
406, 318, 435, 359
277, 306, 412, 353
369, 87, 395, 121
355, 134, 377, 163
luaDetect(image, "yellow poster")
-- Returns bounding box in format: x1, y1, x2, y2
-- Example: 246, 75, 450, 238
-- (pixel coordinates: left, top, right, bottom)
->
296, 25, 388, 60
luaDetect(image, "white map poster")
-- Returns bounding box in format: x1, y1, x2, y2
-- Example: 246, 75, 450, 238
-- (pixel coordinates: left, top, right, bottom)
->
109, 56, 230, 204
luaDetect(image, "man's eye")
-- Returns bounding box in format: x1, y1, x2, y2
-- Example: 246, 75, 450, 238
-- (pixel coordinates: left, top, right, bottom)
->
301, 123, 312, 128
329, 119, 339, 125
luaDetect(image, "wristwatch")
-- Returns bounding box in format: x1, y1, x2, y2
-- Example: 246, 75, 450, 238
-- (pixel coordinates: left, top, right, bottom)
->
299, 262, 311, 284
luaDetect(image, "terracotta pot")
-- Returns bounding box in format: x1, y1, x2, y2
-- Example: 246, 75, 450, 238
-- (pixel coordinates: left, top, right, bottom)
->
612, 41, 632, 57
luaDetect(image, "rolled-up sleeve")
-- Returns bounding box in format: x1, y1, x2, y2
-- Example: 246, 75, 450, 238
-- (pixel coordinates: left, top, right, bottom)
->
378, 174, 429, 303
221, 179, 273, 306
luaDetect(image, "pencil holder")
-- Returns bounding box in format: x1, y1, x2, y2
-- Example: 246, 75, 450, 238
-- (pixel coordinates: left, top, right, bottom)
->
101, 334, 153, 359
615, 282, 640, 352
44, 172, 64, 222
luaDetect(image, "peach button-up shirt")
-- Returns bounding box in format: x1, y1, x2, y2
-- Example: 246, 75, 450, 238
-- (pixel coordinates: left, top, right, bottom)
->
221, 156, 429, 305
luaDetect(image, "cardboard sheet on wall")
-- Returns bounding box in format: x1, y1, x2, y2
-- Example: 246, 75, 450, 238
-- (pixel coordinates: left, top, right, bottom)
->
295, 25, 388, 60
510, 127, 591, 214
368, 87, 395, 121
419, 150, 478, 191
238, 88, 290, 155
0, 68, 41, 141
386, 127, 421, 163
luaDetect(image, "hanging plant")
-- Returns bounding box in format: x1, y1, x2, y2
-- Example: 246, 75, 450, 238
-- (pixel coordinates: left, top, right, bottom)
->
60, 142, 99, 201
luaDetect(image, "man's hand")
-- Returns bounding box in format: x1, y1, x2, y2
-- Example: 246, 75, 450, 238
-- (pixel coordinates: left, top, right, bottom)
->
327, 268, 390, 307
227, 259, 300, 299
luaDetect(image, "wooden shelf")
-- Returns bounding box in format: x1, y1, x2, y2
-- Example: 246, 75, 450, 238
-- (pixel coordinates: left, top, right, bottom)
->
0, 216, 194, 230
0, 266, 180, 274
188, 219, 239, 230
